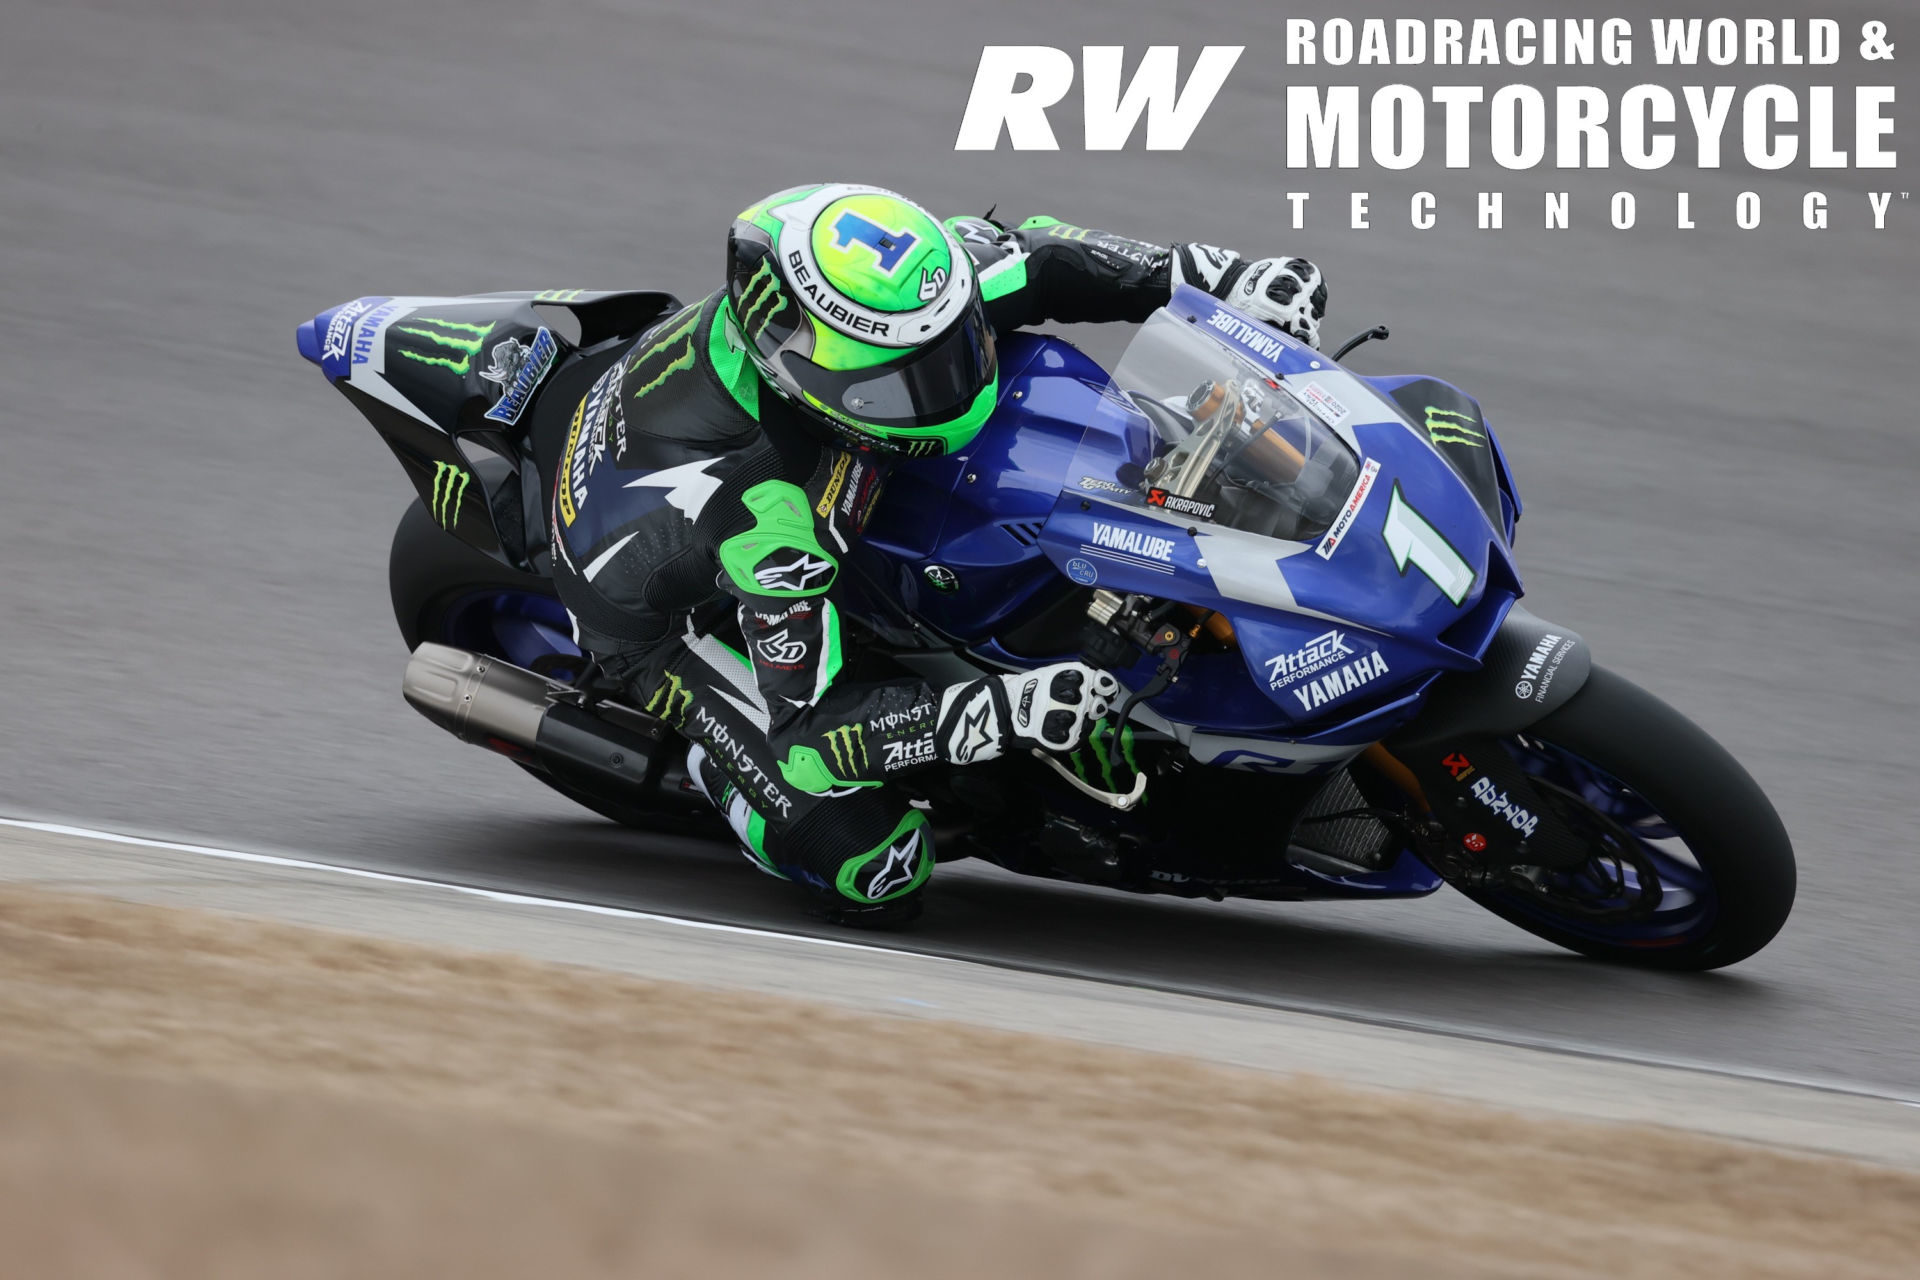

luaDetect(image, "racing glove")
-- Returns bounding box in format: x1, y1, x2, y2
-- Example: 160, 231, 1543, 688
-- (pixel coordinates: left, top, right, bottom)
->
934, 663, 1121, 765
1171, 245, 1329, 349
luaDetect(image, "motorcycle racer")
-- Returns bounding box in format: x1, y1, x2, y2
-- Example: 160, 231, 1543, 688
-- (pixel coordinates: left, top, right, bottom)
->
548, 182, 1327, 926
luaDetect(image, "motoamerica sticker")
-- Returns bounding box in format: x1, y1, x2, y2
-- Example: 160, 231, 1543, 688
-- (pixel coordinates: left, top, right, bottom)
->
1315, 458, 1381, 560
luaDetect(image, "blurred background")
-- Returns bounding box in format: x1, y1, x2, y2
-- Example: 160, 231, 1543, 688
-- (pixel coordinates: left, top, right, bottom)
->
1, 0, 1915, 1090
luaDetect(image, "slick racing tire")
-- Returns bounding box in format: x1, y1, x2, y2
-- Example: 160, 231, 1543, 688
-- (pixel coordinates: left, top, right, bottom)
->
389, 498, 717, 838
1454, 665, 1796, 971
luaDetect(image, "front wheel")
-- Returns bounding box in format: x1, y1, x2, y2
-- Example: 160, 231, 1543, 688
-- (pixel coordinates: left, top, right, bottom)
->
1449, 666, 1795, 971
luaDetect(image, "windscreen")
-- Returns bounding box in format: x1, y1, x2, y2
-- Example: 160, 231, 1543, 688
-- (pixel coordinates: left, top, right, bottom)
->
1082, 310, 1360, 543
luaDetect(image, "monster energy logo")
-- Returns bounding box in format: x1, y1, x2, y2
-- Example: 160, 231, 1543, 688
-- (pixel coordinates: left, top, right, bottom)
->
429, 462, 470, 529
823, 723, 867, 775
645, 671, 692, 728
1071, 718, 1138, 793
394, 317, 497, 376
629, 305, 701, 401
736, 260, 785, 341
1423, 406, 1486, 448
535, 289, 586, 302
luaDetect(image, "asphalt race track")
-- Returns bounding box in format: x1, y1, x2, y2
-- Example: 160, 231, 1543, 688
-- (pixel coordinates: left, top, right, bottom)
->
3, 2, 1916, 1093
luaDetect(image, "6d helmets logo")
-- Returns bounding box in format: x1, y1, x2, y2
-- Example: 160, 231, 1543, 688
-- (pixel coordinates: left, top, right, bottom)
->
755, 629, 808, 666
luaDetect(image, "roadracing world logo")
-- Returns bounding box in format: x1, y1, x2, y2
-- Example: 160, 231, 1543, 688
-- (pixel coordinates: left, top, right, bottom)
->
953, 21, 1907, 234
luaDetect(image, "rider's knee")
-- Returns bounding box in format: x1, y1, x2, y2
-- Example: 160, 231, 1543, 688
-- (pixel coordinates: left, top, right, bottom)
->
777, 796, 933, 926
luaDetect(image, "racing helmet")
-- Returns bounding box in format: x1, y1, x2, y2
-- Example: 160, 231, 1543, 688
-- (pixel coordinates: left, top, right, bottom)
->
725, 183, 997, 457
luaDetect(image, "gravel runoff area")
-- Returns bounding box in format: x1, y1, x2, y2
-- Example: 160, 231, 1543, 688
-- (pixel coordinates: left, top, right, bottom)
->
2, 881, 1917, 1279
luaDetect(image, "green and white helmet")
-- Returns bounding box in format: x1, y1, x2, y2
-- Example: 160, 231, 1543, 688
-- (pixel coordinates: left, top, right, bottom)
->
726, 183, 996, 457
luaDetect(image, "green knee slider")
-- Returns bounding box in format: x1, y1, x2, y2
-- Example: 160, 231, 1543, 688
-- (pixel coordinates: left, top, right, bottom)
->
835, 809, 933, 903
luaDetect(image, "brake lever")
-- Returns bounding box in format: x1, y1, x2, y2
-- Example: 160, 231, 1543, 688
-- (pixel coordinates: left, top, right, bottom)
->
1031, 749, 1149, 811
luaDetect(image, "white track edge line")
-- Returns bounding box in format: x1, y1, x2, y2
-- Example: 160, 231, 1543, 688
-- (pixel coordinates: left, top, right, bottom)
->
0, 816, 898, 957
5, 814, 1918, 1111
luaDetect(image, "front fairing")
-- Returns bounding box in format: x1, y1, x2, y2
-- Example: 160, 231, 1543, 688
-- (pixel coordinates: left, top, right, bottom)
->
1042, 285, 1520, 733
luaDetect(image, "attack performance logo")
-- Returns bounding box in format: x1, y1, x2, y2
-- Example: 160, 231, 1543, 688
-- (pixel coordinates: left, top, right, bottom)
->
393, 317, 497, 376
319, 296, 382, 376
429, 462, 470, 530
1264, 628, 1354, 690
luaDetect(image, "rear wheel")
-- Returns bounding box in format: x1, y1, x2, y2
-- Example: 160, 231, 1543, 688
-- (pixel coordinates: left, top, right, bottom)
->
389, 500, 715, 836
1451, 666, 1795, 970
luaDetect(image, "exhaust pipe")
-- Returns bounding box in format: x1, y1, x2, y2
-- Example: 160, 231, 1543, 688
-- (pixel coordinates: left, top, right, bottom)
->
402, 643, 675, 802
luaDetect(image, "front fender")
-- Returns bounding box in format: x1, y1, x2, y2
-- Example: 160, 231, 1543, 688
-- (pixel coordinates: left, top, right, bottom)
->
1389, 606, 1590, 748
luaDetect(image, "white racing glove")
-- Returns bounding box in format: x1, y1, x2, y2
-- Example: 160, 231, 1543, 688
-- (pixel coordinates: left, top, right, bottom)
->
1171, 244, 1329, 349
935, 663, 1121, 765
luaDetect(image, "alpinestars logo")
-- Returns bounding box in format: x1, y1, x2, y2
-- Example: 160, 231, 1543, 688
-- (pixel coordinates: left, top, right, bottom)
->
755, 554, 834, 593
394, 317, 497, 376
866, 829, 923, 900
645, 672, 692, 728
822, 724, 868, 775
883, 738, 936, 771
946, 687, 999, 765
755, 629, 808, 666
430, 462, 470, 530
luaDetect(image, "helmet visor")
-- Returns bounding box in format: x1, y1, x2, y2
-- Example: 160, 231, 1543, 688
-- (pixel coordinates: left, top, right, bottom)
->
781, 299, 996, 430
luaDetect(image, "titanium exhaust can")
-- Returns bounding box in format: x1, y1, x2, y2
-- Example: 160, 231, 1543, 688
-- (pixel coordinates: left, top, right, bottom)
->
401, 642, 665, 797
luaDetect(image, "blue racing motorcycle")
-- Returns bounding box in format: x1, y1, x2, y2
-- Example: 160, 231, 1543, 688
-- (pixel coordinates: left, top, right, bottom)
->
298, 284, 1795, 970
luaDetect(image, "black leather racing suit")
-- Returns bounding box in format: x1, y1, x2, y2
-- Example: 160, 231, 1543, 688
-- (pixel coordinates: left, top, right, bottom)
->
548, 215, 1295, 919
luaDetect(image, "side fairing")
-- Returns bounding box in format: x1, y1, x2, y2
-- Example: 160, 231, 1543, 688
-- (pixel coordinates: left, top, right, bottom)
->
862, 303, 1521, 743
856, 334, 1107, 639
